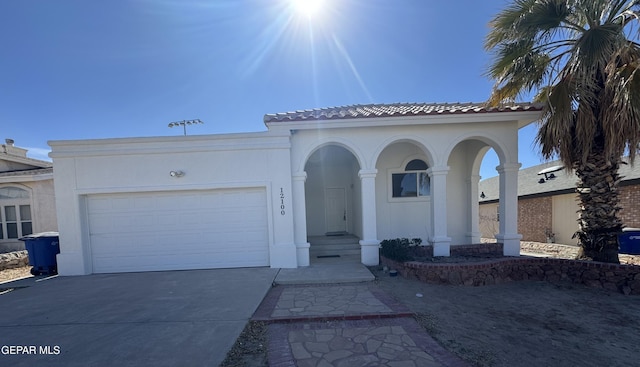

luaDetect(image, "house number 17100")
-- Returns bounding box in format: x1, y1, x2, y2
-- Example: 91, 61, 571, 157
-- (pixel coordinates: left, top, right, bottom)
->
280, 188, 285, 215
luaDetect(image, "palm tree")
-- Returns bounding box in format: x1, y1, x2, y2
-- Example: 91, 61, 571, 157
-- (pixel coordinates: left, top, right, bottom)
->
485, 0, 640, 263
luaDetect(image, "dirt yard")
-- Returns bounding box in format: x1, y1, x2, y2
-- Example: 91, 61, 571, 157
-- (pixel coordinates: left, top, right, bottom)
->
222, 266, 640, 367
371, 267, 640, 367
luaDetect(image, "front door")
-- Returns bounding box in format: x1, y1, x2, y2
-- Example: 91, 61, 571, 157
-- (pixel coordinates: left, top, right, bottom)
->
325, 188, 346, 234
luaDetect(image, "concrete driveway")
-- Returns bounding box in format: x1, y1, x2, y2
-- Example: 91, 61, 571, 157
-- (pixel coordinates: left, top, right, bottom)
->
0, 267, 278, 367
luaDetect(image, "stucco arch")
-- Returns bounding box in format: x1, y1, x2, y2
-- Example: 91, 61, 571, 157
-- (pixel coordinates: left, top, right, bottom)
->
0, 183, 35, 209
0, 183, 33, 195
371, 136, 437, 169
296, 138, 366, 173
471, 146, 493, 177
443, 132, 511, 167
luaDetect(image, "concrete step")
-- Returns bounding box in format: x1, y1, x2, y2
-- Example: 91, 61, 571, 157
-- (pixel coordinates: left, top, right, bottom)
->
309, 244, 360, 257
308, 235, 360, 246
274, 259, 375, 285
310, 249, 362, 257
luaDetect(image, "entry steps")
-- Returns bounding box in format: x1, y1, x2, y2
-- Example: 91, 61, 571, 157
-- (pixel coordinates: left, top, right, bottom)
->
308, 234, 361, 257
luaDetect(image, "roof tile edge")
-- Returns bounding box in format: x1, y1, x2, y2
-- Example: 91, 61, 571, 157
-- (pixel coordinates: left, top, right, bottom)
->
264, 102, 543, 123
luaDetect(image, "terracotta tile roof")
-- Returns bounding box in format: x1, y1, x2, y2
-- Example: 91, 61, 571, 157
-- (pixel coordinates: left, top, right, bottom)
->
264, 102, 543, 123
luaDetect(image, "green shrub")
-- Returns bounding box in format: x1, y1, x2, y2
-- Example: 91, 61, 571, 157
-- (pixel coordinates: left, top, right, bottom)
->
379, 238, 421, 262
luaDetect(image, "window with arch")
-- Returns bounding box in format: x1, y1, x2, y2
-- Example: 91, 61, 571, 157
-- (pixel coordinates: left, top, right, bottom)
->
0, 186, 33, 240
391, 159, 430, 198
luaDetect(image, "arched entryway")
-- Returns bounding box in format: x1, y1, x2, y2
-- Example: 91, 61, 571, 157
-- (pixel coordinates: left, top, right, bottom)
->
446, 137, 521, 255
304, 145, 362, 261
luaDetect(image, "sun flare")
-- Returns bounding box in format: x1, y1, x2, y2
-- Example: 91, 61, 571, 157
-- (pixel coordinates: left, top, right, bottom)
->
290, 0, 326, 18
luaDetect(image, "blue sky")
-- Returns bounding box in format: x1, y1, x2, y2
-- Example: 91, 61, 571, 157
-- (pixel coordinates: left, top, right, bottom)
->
1, 0, 544, 179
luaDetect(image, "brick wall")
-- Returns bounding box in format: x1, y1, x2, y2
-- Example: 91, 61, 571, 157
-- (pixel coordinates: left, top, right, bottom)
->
518, 197, 552, 242
479, 198, 553, 242
619, 184, 640, 228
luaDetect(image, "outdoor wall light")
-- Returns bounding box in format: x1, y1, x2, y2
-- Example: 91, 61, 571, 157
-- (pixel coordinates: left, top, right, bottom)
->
480, 192, 486, 199
169, 170, 184, 177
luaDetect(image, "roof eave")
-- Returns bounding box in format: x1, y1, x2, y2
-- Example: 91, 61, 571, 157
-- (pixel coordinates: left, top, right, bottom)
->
266, 110, 542, 131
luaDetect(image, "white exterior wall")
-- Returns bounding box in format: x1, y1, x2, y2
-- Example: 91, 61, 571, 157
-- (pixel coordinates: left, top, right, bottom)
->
375, 142, 431, 241
274, 114, 531, 258
446, 148, 469, 245
50, 132, 296, 275
49, 108, 537, 273
30, 179, 58, 234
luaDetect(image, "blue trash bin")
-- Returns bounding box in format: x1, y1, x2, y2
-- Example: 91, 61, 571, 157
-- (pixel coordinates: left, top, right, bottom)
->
618, 228, 640, 255
19, 232, 60, 276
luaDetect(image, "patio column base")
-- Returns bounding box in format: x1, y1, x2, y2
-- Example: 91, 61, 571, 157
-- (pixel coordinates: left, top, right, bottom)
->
430, 237, 452, 257
296, 242, 311, 267
496, 234, 522, 256
359, 240, 380, 266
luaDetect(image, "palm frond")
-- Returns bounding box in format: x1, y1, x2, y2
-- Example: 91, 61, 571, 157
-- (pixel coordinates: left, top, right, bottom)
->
601, 43, 640, 163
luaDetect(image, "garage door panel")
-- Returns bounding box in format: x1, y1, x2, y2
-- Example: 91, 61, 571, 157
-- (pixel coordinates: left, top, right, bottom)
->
87, 188, 269, 273
93, 252, 269, 273
89, 214, 156, 234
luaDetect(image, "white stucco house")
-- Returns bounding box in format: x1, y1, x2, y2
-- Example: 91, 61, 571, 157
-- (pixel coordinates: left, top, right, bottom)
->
1, 139, 57, 252
49, 103, 542, 275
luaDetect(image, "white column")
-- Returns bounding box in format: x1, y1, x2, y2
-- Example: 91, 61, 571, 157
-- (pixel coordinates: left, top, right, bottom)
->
428, 166, 451, 256
359, 169, 379, 266
466, 174, 482, 244
496, 163, 522, 256
292, 172, 310, 266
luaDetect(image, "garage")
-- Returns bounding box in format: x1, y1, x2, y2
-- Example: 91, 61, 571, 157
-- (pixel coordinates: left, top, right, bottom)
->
86, 188, 269, 273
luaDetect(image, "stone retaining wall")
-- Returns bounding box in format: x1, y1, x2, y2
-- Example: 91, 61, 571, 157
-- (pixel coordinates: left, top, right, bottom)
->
0, 251, 29, 271
411, 243, 503, 258
381, 255, 640, 296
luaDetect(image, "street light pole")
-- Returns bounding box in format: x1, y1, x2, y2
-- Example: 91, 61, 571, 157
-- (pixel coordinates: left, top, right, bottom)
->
168, 119, 204, 136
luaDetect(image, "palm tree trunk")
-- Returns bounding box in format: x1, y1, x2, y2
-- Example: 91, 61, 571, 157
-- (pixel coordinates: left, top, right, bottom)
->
574, 150, 622, 263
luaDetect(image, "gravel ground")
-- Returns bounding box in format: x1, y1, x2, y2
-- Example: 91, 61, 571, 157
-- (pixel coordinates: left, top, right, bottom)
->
0, 266, 31, 284
219, 321, 269, 367
0, 266, 32, 295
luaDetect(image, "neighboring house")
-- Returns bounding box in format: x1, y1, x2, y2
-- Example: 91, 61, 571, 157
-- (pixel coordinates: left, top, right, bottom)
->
0, 139, 57, 252
479, 160, 640, 245
49, 102, 542, 275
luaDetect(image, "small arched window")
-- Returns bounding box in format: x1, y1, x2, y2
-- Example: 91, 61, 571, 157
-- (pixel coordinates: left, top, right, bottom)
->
405, 159, 428, 171
392, 159, 430, 198
0, 186, 32, 240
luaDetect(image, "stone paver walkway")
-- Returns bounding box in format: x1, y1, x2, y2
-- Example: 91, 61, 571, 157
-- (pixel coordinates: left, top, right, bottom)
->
253, 283, 470, 366
253, 284, 411, 321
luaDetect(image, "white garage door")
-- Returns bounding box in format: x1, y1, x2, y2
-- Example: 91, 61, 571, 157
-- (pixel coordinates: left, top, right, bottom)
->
87, 188, 269, 273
